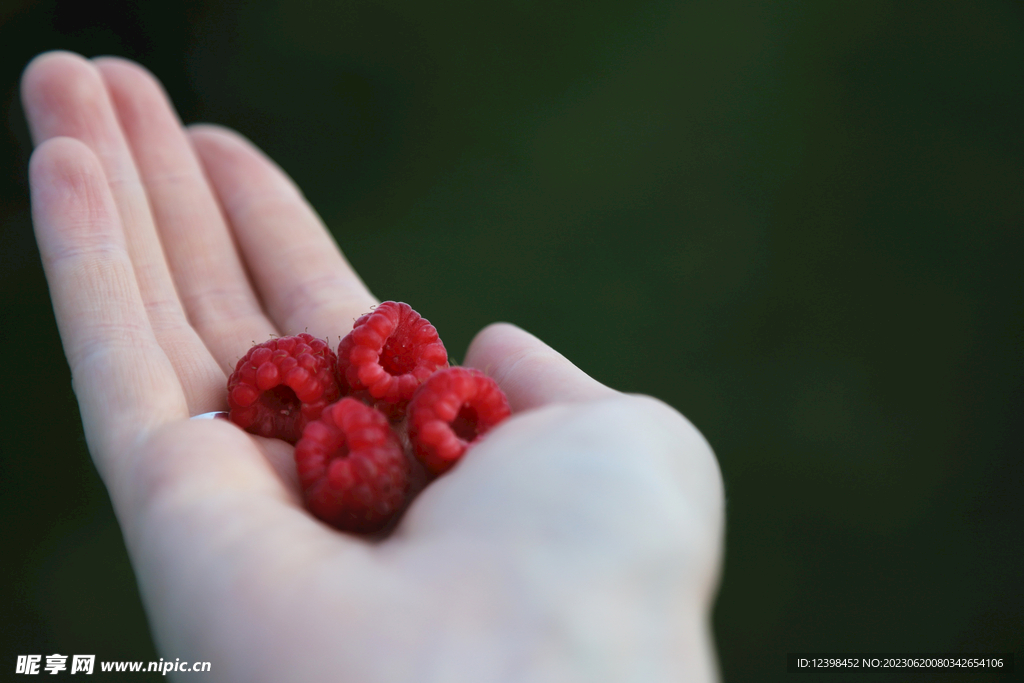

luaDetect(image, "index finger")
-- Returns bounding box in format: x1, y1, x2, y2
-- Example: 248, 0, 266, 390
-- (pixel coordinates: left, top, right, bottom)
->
188, 125, 377, 340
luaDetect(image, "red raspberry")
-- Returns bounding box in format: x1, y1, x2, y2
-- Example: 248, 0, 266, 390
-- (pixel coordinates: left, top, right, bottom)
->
337, 302, 449, 415
407, 367, 511, 475
227, 334, 341, 444
295, 398, 410, 533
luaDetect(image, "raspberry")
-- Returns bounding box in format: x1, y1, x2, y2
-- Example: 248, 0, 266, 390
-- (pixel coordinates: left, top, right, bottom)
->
227, 334, 341, 444
295, 398, 410, 533
407, 367, 511, 475
337, 302, 449, 415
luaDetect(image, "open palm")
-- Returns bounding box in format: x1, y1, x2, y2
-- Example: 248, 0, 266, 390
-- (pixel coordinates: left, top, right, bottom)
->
23, 51, 724, 682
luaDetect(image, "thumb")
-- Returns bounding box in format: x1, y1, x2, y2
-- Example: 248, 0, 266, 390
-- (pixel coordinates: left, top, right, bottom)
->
463, 323, 617, 412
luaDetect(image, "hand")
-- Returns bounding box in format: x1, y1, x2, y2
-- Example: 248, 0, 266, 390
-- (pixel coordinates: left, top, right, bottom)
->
23, 51, 724, 682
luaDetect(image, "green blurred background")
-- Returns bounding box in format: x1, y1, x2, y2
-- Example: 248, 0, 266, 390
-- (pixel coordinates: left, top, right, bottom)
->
1, 0, 1021, 680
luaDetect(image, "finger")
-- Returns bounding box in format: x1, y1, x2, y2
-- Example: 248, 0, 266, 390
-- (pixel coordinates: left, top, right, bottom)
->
21, 51, 222, 412
188, 124, 377, 340
29, 136, 187, 472
94, 57, 277, 371
463, 322, 617, 412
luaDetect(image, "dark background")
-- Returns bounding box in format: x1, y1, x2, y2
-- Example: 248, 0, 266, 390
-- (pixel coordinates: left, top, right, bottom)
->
1, 0, 1021, 680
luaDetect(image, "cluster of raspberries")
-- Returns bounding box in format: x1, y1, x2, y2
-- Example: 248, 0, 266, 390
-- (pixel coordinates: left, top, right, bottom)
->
225, 302, 511, 534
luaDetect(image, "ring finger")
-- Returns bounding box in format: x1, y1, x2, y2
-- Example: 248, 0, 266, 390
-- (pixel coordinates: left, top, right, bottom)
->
21, 51, 225, 412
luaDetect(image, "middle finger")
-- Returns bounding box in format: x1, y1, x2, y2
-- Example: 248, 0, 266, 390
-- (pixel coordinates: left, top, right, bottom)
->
95, 57, 278, 372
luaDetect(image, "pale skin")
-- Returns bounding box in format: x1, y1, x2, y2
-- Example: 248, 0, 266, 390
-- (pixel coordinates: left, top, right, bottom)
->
23, 51, 725, 682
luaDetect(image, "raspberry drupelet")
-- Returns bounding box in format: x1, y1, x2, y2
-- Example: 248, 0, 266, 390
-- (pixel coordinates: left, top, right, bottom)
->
295, 398, 410, 533
337, 301, 449, 416
407, 367, 512, 476
227, 334, 341, 444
